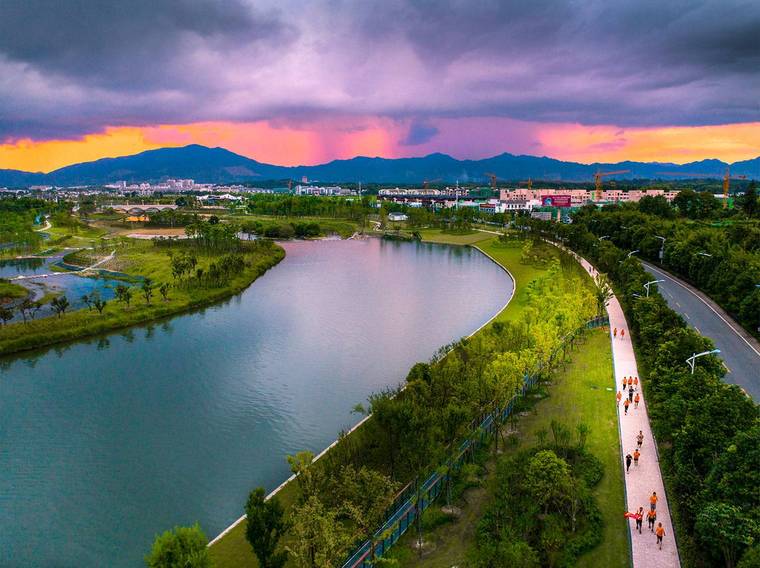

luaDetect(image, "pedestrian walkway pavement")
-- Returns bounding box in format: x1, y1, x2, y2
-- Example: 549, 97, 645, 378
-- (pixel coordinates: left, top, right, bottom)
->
568, 249, 681, 567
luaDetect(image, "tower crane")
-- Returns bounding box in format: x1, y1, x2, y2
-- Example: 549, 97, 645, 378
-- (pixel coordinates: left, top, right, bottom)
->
519, 178, 533, 191
594, 170, 630, 201
657, 169, 747, 209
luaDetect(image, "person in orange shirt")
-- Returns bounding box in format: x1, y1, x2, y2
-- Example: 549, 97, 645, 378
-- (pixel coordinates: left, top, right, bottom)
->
613, 327, 618, 338
635, 506, 644, 534
634, 392, 640, 409
621, 328, 625, 340
634, 376, 639, 390
633, 448, 640, 466
656, 522, 665, 549
624, 398, 630, 415
650, 491, 658, 511
622, 377, 628, 391
627, 377, 633, 388
647, 509, 657, 532
616, 391, 622, 406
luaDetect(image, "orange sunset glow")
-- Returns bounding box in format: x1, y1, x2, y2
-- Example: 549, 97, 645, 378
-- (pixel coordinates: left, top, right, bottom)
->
3, 119, 760, 173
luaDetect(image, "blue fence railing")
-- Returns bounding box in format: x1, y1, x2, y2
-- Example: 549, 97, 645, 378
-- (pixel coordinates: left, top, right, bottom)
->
341, 316, 608, 567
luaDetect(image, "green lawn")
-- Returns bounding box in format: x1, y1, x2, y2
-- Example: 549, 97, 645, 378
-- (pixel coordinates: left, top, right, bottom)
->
0, 279, 29, 300
391, 329, 627, 567
418, 228, 494, 245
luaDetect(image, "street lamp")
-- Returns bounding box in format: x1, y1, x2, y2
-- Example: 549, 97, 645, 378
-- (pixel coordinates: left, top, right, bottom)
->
627, 249, 639, 258
644, 279, 664, 297
696, 252, 712, 257
686, 349, 721, 375
599, 235, 610, 240
655, 236, 666, 261
632, 293, 642, 299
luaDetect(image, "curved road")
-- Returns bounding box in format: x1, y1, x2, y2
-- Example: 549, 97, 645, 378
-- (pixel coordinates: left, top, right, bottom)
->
642, 261, 760, 400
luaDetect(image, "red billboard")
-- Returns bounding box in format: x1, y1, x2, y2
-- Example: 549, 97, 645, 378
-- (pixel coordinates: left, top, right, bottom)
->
542, 195, 572, 207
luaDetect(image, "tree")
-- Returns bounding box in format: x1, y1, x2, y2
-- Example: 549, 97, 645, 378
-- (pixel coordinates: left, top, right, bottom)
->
287, 451, 323, 502
0, 306, 13, 325
17, 297, 33, 323
93, 297, 107, 315
159, 283, 170, 301
593, 274, 613, 316
50, 295, 70, 318
115, 285, 133, 309
142, 278, 154, 304
524, 450, 573, 515
739, 182, 758, 218
81, 293, 93, 311
245, 487, 288, 568
145, 524, 210, 568
286, 496, 350, 568
695, 502, 758, 568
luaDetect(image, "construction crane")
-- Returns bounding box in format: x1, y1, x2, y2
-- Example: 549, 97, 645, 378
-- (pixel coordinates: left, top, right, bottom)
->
594, 170, 630, 201
657, 169, 747, 208
519, 178, 533, 190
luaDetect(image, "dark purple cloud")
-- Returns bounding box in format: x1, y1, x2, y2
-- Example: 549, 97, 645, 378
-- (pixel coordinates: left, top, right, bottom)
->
0, 0, 758, 142
401, 121, 439, 145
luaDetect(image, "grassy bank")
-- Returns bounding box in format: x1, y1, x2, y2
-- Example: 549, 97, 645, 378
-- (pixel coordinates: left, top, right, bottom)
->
0, 279, 29, 301
0, 240, 284, 356
387, 328, 627, 567
418, 228, 495, 246
208, 235, 596, 567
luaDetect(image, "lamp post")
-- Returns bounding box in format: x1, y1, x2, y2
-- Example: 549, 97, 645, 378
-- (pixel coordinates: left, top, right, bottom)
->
599, 235, 610, 240
655, 235, 666, 261
686, 349, 721, 374
627, 249, 639, 258
696, 252, 712, 257
644, 279, 664, 297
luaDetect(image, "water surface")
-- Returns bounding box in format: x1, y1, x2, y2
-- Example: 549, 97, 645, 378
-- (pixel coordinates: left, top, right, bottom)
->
0, 238, 513, 567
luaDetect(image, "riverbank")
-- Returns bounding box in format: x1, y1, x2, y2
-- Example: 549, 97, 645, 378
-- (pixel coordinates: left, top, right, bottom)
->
0, 240, 285, 356
387, 328, 627, 567
208, 236, 587, 567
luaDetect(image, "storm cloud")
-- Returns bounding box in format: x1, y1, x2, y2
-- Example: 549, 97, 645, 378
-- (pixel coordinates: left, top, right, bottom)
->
1, 0, 758, 141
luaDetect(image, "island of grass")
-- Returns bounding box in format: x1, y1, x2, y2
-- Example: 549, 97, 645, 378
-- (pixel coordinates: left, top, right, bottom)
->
207, 234, 627, 568
0, 224, 284, 356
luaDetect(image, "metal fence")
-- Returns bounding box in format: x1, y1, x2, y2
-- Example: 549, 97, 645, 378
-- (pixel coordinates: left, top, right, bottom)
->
341, 315, 609, 567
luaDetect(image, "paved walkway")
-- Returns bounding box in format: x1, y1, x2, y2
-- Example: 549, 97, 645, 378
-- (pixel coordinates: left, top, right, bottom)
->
574, 255, 680, 567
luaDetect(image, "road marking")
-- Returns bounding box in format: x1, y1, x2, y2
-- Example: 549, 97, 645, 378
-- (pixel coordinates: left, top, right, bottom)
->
643, 263, 760, 359
695, 326, 701, 333
685, 313, 691, 320
723, 362, 732, 373
675, 301, 681, 307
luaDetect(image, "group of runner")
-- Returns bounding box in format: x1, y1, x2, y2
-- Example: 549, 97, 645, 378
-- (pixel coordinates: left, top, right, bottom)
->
628, 491, 667, 550
615, 375, 640, 415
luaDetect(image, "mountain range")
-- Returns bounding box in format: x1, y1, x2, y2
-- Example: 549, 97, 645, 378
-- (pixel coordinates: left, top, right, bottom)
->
1, 144, 759, 187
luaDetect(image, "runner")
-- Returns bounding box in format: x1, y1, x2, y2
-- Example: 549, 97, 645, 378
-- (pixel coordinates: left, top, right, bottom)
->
624, 398, 630, 415
656, 522, 665, 550
621, 328, 625, 340
622, 377, 628, 391
647, 509, 657, 532
616, 391, 622, 406
637, 430, 644, 448
634, 392, 640, 409
634, 376, 639, 390
633, 448, 640, 466
613, 327, 618, 338
629, 385, 635, 402
650, 491, 658, 511
628, 376, 633, 389
635, 506, 644, 534
626, 453, 633, 473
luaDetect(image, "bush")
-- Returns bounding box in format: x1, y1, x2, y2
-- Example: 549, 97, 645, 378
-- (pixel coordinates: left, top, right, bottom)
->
145, 524, 210, 568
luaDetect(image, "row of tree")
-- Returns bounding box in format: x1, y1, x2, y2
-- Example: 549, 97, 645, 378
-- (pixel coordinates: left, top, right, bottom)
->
530, 217, 759, 568
571, 202, 760, 338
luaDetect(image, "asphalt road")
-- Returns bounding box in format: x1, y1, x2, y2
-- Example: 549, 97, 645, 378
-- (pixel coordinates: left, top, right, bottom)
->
641, 261, 760, 400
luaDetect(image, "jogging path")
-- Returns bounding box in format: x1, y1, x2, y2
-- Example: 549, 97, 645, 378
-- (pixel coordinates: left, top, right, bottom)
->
562, 245, 681, 568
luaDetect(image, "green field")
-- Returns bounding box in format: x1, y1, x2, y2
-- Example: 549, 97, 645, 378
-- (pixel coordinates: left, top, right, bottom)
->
389, 329, 627, 567
418, 228, 495, 245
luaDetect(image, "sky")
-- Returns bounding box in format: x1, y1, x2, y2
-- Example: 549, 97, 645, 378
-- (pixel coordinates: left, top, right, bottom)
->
1, 0, 759, 172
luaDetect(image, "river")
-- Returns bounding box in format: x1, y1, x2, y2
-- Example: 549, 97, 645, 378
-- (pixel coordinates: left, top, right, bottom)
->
0, 238, 513, 567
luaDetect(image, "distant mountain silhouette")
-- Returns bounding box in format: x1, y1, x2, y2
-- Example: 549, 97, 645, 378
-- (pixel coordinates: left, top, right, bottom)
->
1, 144, 759, 187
